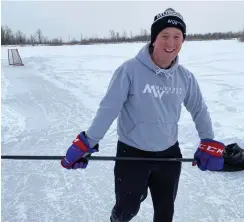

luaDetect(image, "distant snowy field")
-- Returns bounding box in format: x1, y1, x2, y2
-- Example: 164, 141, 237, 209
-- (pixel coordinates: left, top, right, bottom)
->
1, 40, 244, 222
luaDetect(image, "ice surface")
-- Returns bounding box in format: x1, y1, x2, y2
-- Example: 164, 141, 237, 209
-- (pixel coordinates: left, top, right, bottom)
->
1, 40, 244, 222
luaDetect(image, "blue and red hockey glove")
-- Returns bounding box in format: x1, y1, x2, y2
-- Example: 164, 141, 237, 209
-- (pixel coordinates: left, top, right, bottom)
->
61, 131, 98, 169
194, 139, 225, 171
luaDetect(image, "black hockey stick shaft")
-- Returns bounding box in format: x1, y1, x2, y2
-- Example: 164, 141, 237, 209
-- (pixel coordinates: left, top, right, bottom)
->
1, 155, 195, 162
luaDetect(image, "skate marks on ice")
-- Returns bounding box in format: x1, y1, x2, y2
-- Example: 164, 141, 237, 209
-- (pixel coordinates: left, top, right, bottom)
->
1, 69, 27, 144
181, 44, 244, 140
1, 58, 118, 222
177, 163, 244, 222
1, 63, 94, 155
2, 160, 116, 222
24, 56, 115, 114
174, 43, 244, 222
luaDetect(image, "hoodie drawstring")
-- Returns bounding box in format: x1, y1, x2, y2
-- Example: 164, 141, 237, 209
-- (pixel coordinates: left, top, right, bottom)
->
155, 69, 173, 78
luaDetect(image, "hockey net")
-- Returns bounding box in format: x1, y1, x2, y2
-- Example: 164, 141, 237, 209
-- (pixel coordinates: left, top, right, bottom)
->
8, 49, 24, 66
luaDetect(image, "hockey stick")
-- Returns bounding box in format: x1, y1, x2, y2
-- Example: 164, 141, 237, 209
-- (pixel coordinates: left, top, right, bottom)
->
1, 155, 195, 162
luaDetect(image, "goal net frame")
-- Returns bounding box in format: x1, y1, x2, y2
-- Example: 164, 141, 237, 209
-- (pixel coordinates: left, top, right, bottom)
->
8, 49, 24, 66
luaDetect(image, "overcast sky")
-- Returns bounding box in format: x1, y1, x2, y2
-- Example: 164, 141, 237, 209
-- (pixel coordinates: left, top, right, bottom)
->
2, 1, 244, 41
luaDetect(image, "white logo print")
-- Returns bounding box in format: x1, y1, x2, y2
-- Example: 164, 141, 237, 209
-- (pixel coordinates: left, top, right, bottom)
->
200, 144, 224, 155
142, 84, 182, 99
167, 19, 178, 25
154, 8, 184, 23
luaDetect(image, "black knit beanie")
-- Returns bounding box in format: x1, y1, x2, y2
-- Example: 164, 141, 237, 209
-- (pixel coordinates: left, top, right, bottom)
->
151, 8, 186, 44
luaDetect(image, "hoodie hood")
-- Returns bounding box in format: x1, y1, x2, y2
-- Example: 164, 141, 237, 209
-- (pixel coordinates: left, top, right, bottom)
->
136, 42, 179, 78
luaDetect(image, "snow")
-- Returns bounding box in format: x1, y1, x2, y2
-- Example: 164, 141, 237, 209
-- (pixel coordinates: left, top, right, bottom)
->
1, 40, 244, 222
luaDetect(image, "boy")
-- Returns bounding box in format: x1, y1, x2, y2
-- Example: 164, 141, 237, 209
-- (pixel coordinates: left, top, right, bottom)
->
61, 8, 225, 222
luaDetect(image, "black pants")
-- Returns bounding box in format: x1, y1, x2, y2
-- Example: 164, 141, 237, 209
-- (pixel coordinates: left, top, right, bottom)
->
110, 141, 182, 222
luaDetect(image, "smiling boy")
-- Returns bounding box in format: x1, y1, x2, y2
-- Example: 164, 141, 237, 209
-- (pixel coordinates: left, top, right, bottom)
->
61, 8, 225, 222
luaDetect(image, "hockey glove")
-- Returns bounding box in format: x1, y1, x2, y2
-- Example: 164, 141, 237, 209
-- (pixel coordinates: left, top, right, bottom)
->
61, 131, 98, 169
194, 139, 225, 171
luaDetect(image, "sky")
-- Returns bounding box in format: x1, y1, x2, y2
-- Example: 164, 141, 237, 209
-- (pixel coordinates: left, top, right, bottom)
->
2, 0, 244, 42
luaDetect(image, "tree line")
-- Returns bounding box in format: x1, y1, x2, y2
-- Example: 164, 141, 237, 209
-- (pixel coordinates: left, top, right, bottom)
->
1, 25, 244, 46
1, 26, 63, 46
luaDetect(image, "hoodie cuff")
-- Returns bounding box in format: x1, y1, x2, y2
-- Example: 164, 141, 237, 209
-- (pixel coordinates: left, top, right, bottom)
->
86, 135, 99, 149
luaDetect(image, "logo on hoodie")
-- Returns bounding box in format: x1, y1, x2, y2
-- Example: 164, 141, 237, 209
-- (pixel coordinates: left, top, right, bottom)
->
142, 84, 182, 99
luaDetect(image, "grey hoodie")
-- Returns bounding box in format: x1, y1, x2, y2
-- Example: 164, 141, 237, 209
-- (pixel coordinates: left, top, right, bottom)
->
86, 43, 214, 151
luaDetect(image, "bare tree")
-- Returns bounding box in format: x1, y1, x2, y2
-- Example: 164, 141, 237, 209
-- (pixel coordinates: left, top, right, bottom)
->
4, 26, 15, 45
36, 29, 43, 44
109, 29, 116, 40
239, 28, 244, 42
140, 29, 148, 38
43, 36, 49, 44
70, 36, 79, 44
122, 30, 127, 39
116, 32, 120, 40
15, 30, 26, 45
29, 34, 36, 45
50, 37, 63, 45
1, 26, 6, 44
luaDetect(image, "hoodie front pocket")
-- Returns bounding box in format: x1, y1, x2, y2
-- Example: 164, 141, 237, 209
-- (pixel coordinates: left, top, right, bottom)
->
128, 121, 174, 146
